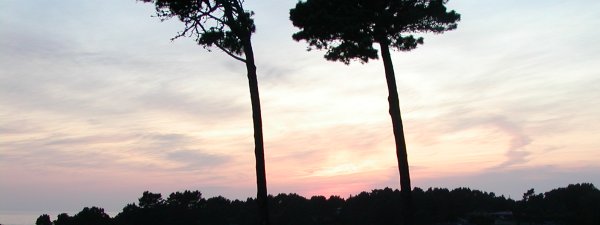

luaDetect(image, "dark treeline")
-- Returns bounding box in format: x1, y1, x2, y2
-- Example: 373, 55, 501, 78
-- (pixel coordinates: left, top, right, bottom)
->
35, 183, 599, 225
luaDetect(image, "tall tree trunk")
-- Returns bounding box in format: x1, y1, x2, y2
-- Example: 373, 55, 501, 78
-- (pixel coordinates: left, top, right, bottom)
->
243, 39, 270, 225
380, 41, 413, 225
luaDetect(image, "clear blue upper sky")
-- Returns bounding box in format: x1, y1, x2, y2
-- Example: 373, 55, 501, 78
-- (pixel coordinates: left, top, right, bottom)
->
1, 0, 599, 224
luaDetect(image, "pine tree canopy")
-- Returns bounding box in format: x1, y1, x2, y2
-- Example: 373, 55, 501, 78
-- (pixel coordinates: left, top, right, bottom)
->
290, 0, 461, 64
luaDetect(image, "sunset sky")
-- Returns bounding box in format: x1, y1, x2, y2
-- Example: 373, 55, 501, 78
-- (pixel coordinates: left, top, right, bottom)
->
1, 0, 599, 224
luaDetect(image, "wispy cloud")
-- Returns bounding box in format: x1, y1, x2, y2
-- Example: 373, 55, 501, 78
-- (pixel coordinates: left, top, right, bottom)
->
1, 0, 600, 217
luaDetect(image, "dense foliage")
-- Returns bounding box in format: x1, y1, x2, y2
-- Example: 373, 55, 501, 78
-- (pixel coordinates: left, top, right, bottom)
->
514, 183, 600, 225
36, 183, 599, 225
290, 0, 460, 64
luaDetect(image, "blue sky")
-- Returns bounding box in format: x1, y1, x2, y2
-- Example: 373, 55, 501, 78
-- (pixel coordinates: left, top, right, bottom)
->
1, 0, 600, 224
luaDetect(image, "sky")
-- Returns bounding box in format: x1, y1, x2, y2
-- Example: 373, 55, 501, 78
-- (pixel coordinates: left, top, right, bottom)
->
1, 0, 600, 224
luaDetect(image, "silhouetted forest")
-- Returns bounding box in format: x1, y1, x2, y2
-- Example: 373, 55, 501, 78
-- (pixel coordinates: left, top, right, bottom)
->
35, 183, 599, 225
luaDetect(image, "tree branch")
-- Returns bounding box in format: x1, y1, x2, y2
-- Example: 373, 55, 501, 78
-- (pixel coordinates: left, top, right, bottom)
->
215, 44, 247, 63
194, 17, 247, 63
